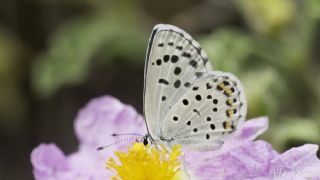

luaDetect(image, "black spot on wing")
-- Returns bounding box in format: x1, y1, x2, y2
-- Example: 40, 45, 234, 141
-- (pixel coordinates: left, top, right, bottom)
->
193, 109, 200, 116
184, 82, 191, 87
189, 60, 198, 68
206, 134, 210, 140
174, 80, 181, 88
176, 46, 183, 50
213, 99, 218, 104
171, 55, 179, 63
206, 83, 212, 89
163, 55, 170, 62
195, 72, 203, 78
156, 59, 162, 66
182, 52, 191, 58
182, 99, 189, 105
195, 94, 202, 101
174, 67, 181, 75
158, 78, 169, 85
173, 116, 178, 121
231, 123, 235, 130
223, 121, 227, 129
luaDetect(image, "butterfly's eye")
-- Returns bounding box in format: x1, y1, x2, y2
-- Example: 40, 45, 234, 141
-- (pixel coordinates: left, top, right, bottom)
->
143, 137, 149, 146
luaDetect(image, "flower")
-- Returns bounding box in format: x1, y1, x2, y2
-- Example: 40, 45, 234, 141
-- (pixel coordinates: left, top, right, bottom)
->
31, 95, 320, 179
31, 96, 147, 179
106, 142, 182, 179
185, 117, 320, 180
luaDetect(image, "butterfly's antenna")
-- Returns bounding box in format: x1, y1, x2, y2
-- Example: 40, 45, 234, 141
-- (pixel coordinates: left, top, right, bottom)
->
96, 137, 136, 151
111, 133, 144, 137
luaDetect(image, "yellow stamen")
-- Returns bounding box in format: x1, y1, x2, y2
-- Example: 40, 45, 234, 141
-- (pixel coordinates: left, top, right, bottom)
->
106, 143, 183, 180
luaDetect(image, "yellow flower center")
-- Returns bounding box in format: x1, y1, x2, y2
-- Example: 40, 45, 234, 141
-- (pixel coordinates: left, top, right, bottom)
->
106, 143, 183, 180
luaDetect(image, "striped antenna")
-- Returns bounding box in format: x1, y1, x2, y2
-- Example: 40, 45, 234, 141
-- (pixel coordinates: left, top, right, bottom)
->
96, 137, 136, 151
111, 133, 144, 137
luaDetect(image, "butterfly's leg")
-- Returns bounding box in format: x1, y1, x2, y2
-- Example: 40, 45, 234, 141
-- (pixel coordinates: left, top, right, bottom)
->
180, 153, 192, 178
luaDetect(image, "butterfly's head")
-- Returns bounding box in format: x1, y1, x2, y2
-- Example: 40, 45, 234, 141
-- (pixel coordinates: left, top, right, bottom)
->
142, 134, 153, 146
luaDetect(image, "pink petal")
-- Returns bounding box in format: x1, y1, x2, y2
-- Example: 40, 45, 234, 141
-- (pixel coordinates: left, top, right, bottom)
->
31, 143, 68, 179
281, 144, 320, 168
74, 95, 147, 148
238, 116, 268, 141
189, 141, 281, 179
66, 146, 112, 179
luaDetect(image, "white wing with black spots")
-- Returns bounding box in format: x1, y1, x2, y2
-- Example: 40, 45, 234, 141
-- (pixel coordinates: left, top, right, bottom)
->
161, 71, 247, 150
144, 24, 212, 139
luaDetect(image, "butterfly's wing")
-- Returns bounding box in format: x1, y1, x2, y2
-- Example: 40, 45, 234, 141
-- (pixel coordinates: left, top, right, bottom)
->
161, 71, 247, 150
144, 24, 212, 139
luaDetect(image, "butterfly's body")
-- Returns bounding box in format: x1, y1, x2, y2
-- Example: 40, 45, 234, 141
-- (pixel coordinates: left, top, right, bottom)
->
143, 24, 247, 151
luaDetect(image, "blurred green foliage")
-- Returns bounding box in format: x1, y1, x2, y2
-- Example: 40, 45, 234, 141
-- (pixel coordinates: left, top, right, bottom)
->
31, 1, 148, 97
26, 0, 320, 151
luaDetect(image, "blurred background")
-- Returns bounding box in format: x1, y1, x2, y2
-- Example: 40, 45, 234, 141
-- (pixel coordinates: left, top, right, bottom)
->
0, 0, 319, 179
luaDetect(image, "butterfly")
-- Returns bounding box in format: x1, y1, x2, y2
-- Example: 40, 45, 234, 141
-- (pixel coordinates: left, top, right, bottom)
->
118, 24, 247, 152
